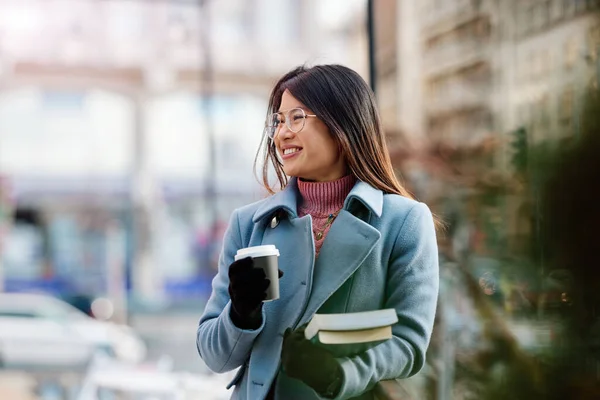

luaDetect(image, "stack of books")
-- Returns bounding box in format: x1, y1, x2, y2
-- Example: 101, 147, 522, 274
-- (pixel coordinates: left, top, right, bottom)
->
304, 309, 399, 357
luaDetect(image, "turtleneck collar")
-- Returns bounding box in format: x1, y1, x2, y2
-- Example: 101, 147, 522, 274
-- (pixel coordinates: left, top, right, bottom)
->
297, 174, 357, 217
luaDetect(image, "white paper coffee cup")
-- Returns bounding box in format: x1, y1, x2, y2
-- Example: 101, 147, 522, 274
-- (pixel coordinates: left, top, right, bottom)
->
235, 245, 280, 301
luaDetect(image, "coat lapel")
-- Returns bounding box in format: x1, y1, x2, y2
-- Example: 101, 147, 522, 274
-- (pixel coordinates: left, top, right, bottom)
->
251, 177, 385, 326
297, 209, 381, 326
252, 178, 300, 223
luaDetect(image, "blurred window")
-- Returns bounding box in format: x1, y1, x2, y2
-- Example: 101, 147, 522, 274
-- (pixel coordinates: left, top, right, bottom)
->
552, 0, 564, 20
0, 3, 43, 38
421, 0, 433, 18
518, 54, 527, 82
2, 223, 45, 279
529, 51, 538, 79
42, 91, 85, 112
575, 0, 588, 12
518, 103, 529, 126
103, 0, 147, 65
587, 25, 600, 61
0, 89, 133, 176
564, 0, 576, 16
164, 3, 199, 68
528, 102, 536, 131
49, 215, 82, 277
427, 80, 437, 99
564, 36, 578, 69
540, 94, 551, 129
536, 2, 547, 29
526, 6, 535, 34
167, 3, 197, 43
522, 10, 530, 36
589, 76, 598, 92
545, 0, 555, 22
541, 49, 551, 76
212, 0, 253, 44
106, 1, 144, 42
256, 0, 301, 45
559, 88, 574, 125
474, 17, 491, 37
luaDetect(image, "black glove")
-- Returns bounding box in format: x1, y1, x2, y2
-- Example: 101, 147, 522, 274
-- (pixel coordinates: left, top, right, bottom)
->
281, 325, 343, 398
228, 256, 283, 330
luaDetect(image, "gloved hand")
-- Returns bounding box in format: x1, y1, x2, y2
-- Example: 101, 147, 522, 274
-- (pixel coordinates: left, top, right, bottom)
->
228, 256, 283, 330
281, 325, 343, 398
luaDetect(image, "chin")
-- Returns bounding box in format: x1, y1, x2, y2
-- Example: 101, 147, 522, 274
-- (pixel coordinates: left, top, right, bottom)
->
283, 167, 301, 177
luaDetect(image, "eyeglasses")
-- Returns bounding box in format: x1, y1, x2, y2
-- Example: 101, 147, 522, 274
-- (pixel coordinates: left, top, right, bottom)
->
264, 108, 317, 139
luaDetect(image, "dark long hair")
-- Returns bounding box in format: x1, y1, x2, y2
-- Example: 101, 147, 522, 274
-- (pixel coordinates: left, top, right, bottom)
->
254, 64, 414, 200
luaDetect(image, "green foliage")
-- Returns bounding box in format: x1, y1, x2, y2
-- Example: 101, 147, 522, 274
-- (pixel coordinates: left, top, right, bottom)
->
510, 127, 528, 175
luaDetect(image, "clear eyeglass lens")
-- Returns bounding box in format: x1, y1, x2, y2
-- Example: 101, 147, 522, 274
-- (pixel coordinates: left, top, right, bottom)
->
271, 113, 282, 127
264, 125, 275, 138
265, 108, 306, 137
288, 108, 306, 133
265, 114, 279, 138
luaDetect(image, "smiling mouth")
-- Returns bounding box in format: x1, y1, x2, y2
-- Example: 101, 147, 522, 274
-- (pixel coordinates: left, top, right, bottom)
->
283, 148, 301, 155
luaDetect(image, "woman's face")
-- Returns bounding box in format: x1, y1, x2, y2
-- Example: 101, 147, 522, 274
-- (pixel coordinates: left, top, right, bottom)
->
273, 90, 347, 182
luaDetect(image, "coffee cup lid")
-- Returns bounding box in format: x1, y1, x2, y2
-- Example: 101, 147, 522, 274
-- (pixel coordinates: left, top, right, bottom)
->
235, 245, 280, 260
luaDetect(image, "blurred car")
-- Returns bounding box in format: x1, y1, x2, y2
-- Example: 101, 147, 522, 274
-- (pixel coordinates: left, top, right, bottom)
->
0, 293, 146, 371
78, 353, 232, 400
81, 369, 231, 400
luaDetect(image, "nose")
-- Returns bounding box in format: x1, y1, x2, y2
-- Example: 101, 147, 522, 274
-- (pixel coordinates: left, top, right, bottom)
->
275, 123, 295, 140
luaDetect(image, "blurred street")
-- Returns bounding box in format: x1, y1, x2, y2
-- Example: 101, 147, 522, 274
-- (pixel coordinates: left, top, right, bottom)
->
1, 0, 600, 399
130, 312, 207, 374
0, 310, 234, 400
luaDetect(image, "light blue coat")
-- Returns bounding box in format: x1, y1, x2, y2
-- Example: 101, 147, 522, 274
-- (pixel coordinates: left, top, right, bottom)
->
197, 178, 439, 399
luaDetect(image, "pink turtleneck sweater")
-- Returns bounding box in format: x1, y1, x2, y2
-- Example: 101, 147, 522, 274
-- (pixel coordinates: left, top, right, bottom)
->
297, 175, 357, 257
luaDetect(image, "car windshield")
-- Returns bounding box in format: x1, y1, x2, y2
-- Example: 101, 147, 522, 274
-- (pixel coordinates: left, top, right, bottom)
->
0, 295, 88, 321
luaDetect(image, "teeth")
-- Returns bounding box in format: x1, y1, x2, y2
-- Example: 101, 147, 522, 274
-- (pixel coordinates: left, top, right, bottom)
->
284, 148, 300, 155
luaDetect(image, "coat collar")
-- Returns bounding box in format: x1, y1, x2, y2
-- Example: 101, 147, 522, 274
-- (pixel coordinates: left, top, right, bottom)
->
252, 177, 383, 223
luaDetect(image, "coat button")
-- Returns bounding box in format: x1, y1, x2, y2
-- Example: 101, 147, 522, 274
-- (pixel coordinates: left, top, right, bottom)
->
270, 216, 279, 229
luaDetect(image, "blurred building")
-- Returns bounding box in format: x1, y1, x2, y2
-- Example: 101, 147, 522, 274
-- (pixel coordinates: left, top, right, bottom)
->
376, 0, 600, 261
373, 0, 503, 262
0, 0, 367, 304
420, 0, 497, 149
374, 0, 498, 148
503, 0, 600, 144
498, 1, 600, 259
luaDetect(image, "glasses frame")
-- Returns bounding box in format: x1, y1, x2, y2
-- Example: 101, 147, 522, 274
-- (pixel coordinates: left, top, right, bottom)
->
264, 108, 317, 139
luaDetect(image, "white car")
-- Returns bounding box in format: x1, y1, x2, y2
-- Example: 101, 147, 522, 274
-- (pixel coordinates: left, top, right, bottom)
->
0, 293, 146, 371
76, 351, 233, 400
79, 369, 232, 400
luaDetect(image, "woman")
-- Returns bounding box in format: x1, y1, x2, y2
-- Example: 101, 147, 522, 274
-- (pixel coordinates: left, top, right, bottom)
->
197, 64, 439, 400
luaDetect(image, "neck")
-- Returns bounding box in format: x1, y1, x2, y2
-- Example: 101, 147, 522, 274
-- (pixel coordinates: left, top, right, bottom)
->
297, 174, 356, 216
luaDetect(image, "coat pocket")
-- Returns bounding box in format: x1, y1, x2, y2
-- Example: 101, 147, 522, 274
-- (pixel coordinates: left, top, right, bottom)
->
226, 362, 248, 390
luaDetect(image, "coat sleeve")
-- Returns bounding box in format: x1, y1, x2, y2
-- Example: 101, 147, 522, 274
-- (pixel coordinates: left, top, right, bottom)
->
334, 202, 440, 399
196, 209, 266, 373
